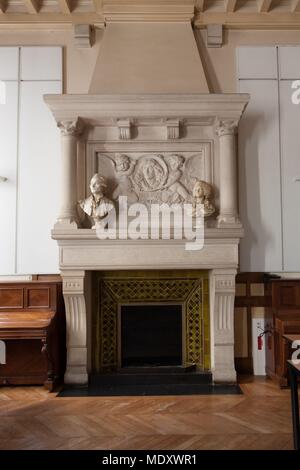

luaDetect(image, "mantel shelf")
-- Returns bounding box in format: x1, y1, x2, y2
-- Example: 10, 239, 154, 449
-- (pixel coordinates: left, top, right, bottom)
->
52, 226, 244, 242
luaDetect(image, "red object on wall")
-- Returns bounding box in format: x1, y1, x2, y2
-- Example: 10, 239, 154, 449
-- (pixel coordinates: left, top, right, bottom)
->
258, 335, 263, 350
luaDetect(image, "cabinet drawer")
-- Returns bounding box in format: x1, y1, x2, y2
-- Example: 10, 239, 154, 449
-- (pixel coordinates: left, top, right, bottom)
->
273, 283, 300, 309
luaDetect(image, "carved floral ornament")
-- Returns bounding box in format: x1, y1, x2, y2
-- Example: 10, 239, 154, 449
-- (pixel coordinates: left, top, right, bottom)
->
57, 117, 84, 136
215, 119, 238, 137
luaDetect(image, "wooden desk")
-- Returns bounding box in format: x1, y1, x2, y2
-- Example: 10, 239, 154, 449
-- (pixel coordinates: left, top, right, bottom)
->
283, 334, 300, 344
288, 360, 300, 450
283, 335, 300, 379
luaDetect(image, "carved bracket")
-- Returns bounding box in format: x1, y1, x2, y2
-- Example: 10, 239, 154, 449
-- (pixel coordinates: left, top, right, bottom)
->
165, 119, 181, 140
73, 24, 93, 48
117, 119, 132, 140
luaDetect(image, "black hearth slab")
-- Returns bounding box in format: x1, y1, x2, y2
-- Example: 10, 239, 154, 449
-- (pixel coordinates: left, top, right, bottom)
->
118, 364, 196, 374
57, 383, 242, 397
89, 371, 213, 386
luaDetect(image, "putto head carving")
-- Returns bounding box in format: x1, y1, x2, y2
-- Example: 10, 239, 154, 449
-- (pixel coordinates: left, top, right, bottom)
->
166, 154, 185, 171
192, 180, 215, 218
115, 154, 131, 172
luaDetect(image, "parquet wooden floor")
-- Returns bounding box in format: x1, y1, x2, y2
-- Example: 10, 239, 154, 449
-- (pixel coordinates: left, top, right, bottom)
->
0, 376, 294, 450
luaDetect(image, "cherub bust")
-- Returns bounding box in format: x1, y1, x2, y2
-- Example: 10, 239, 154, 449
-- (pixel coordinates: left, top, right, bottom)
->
79, 173, 114, 229
192, 180, 215, 218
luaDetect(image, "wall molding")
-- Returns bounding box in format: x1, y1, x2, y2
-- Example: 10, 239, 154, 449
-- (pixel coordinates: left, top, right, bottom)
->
1, 1, 300, 29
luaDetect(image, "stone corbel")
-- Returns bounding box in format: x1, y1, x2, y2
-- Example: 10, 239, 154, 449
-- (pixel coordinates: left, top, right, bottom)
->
165, 119, 181, 140
117, 119, 132, 140
212, 269, 237, 383
73, 24, 93, 48
62, 270, 88, 385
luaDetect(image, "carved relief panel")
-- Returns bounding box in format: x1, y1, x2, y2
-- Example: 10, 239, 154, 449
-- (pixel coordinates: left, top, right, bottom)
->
88, 145, 213, 207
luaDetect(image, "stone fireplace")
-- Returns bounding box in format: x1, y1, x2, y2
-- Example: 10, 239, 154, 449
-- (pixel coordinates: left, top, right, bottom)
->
92, 270, 210, 374
44, 19, 249, 385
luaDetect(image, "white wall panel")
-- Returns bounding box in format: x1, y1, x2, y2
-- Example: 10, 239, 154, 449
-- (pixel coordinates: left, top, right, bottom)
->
20, 47, 62, 81
236, 47, 278, 80
278, 46, 300, 79
0, 47, 19, 80
17, 80, 61, 273
0, 82, 18, 274
279, 80, 300, 271
238, 80, 283, 271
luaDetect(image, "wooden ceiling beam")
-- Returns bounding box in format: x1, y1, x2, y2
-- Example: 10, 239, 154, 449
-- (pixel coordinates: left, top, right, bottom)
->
225, 0, 237, 12
57, 0, 72, 14
257, 0, 273, 12
22, 0, 39, 14
195, 0, 205, 12
0, 12, 105, 24
93, 0, 103, 14
291, 0, 300, 12
193, 11, 300, 29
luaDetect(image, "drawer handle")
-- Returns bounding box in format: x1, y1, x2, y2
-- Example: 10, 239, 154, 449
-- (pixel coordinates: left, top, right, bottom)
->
0, 176, 7, 183
0, 340, 6, 365
294, 177, 300, 182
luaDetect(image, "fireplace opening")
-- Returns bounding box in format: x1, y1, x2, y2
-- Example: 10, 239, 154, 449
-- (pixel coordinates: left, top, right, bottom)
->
120, 304, 182, 368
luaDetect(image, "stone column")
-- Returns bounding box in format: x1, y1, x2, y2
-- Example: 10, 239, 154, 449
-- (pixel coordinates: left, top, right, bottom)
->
216, 120, 241, 226
212, 269, 237, 383
62, 270, 88, 384
56, 118, 84, 228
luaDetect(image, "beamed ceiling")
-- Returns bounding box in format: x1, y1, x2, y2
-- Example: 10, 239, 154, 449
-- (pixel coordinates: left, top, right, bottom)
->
0, 0, 300, 29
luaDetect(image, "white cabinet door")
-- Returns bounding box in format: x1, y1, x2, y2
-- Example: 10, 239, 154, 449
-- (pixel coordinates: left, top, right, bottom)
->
0, 82, 18, 274
279, 80, 300, 271
17, 80, 62, 274
238, 80, 283, 272
236, 47, 278, 80
278, 46, 300, 79
0, 47, 19, 80
20, 47, 62, 81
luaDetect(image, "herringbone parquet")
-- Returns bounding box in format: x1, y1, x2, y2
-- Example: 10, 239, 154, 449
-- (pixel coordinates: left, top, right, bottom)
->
0, 376, 294, 450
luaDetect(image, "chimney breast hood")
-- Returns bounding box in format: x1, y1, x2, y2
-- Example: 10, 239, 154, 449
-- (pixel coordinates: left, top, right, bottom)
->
89, 22, 209, 94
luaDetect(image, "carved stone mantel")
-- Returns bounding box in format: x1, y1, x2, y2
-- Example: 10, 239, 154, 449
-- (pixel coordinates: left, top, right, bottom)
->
56, 232, 243, 384
45, 93, 249, 385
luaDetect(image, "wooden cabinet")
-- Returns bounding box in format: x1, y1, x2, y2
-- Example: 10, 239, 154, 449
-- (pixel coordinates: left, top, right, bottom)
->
265, 280, 300, 387
0, 281, 66, 390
